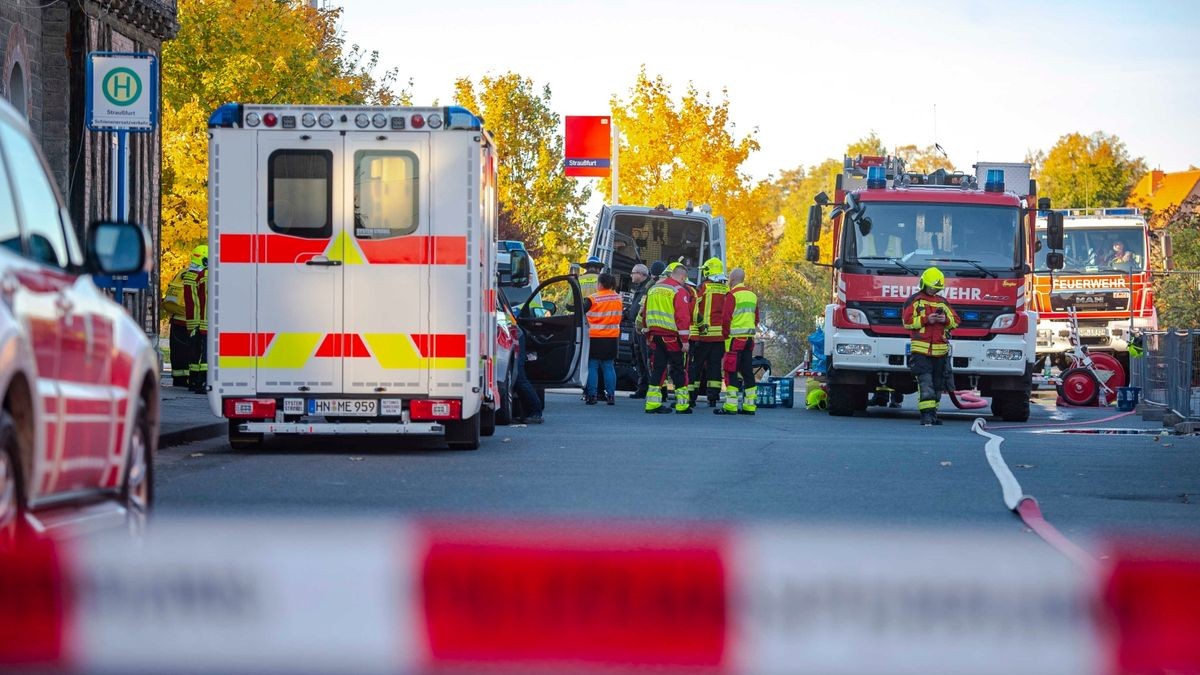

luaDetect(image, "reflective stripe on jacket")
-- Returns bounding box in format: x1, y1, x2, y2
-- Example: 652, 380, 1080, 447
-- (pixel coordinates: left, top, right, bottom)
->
162, 269, 187, 322
901, 291, 959, 356
578, 273, 599, 299
642, 278, 692, 338
694, 280, 729, 341
586, 291, 623, 338
182, 266, 208, 332
723, 285, 759, 339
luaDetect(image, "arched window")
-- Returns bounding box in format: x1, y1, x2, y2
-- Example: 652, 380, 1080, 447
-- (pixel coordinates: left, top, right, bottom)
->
7, 62, 25, 118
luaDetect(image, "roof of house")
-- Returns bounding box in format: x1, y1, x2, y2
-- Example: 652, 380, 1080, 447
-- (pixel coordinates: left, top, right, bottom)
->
1128, 169, 1200, 213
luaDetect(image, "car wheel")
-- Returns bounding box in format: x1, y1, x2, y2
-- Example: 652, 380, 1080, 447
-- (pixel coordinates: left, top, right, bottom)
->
122, 393, 154, 527
481, 404, 496, 437
496, 370, 514, 426
0, 411, 21, 547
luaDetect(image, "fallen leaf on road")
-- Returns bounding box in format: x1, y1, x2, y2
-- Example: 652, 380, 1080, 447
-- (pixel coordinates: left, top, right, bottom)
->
1153, 436, 1160, 442
939, 461, 952, 467
189, 452, 204, 458
1162, 443, 1173, 447
513, 424, 527, 428
349, 456, 364, 461
1015, 464, 1036, 469
502, 438, 511, 443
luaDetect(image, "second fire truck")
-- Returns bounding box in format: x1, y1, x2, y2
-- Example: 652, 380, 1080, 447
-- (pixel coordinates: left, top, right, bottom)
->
805, 156, 1040, 421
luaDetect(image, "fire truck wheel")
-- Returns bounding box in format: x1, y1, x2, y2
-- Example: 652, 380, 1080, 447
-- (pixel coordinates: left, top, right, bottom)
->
446, 413, 481, 451
826, 383, 858, 417
990, 390, 1031, 422
481, 404, 496, 437
1058, 368, 1100, 407
228, 419, 264, 451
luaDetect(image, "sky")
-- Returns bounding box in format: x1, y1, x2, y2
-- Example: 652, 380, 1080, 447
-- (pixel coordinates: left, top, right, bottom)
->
339, 0, 1200, 183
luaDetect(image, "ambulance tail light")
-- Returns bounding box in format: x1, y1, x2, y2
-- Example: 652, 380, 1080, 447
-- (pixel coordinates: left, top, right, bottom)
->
224, 398, 277, 419
411, 114, 425, 129
445, 106, 483, 131
262, 113, 278, 128
410, 399, 462, 421
208, 103, 244, 128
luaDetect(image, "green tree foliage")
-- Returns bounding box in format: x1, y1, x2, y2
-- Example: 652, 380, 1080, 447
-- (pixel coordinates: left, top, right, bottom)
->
453, 73, 591, 276
894, 143, 954, 174
1151, 195, 1200, 327
1028, 132, 1146, 209
160, 0, 405, 293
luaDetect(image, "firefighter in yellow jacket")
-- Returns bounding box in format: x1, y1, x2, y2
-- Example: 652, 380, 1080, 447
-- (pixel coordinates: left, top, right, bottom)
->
162, 265, 191, 387
902, 267, 960, 426
181, 245, 209, 394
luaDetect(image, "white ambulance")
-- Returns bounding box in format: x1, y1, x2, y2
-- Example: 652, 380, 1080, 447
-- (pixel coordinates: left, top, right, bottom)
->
205, 104, 586, 450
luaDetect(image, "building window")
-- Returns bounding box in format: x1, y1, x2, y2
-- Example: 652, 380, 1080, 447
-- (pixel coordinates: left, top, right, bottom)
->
7, 62, 26, 118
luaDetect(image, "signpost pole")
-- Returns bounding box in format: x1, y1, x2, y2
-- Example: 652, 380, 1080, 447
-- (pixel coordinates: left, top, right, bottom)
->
116, 130, 127, 222
610, 119, 619, 205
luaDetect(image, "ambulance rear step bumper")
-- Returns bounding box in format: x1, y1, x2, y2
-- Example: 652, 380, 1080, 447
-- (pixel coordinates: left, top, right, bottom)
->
236, 421, 445, 436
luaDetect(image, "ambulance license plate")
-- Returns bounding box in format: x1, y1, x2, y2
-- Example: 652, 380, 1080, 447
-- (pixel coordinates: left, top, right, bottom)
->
308, 399, 378, 416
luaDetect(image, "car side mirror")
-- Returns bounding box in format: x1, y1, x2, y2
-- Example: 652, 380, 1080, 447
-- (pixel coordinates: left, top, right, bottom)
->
500, 250, 531, 287
1046, 251, 1064, 271
87, 221, 149, 275
1037, 197, 1051, 211
805, 244, 820, 263
806, 204, 822, 244
1045, 211, 1065, 250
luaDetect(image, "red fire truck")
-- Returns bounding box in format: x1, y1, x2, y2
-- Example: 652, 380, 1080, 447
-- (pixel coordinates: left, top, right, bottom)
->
804, 156, 1039, 421
1032, 208, 1156, 376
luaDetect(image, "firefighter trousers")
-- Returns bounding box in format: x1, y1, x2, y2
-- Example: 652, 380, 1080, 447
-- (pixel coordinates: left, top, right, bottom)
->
689, 341, 724, 403
722, 340, 757, 412
910, 353, 953, 412
169, 321, 191, 387
189, 330, 208, 392
646, 335, 689, 412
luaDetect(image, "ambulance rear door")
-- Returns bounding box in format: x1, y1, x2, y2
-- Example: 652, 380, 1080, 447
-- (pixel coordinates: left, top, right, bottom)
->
255, 131, 344, 394
341, 132, 431, 396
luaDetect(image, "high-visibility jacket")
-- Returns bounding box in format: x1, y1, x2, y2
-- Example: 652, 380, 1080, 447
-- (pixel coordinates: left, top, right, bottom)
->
693, 279, 729, 341
162, 268, 187, 324
721, 284, 759, 340
182, 265, 208, 332
901, 290, 960, 356
641, 278, 692, 339
578, 273, 599, 299
586, 291, 623, 338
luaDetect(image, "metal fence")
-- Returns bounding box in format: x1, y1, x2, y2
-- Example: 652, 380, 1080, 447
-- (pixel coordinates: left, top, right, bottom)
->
1130, 329, 1200, 420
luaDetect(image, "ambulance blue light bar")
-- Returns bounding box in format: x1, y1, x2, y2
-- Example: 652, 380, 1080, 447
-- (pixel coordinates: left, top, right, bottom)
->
446, 106, 483, 131
1103, 207, 1138, 216
208, 103, 243, 128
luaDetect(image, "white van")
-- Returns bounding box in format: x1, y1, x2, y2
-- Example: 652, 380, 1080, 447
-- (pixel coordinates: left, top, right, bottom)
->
206, 104, 585, 449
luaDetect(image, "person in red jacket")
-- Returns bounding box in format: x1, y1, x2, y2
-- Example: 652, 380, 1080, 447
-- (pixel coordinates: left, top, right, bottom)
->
639, 262, 693, 414
902, 267, 960, 426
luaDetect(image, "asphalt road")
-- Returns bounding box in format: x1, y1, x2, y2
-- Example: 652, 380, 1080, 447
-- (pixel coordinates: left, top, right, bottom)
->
154, 391, 1199, 541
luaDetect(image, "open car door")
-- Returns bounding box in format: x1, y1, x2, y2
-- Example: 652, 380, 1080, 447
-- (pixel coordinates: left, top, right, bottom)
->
518, 274, 586, 387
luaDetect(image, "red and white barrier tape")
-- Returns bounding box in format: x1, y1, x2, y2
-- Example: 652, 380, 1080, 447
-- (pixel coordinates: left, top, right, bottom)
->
2, 518, 1198, 674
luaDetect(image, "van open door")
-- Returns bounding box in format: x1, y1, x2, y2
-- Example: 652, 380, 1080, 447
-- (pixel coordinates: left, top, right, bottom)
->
518, 275, 586, 387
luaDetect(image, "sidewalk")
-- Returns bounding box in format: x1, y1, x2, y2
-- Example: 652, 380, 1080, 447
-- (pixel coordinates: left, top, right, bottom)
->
158, 375, 226, 448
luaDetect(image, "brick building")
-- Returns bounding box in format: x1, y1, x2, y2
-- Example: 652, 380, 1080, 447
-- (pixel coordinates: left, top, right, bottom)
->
1, 0, 177, 333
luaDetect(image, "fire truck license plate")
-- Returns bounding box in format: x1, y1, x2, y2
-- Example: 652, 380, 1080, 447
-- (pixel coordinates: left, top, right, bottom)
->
1078, 327, 1108, 337
308, 399, 378, 416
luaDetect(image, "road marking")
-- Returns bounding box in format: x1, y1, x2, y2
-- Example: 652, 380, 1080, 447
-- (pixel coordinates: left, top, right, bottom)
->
971, 419, 1096, 571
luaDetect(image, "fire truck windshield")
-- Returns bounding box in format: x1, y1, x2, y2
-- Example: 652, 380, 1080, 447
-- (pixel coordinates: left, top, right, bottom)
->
844, 202, 1020, 275
1034, 224, 1146, 273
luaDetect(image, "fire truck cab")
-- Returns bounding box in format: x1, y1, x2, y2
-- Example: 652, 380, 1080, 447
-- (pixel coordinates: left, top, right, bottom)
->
206, 104, 585, 450
805, 156, 1038, 421
1032, 208, 1156, 371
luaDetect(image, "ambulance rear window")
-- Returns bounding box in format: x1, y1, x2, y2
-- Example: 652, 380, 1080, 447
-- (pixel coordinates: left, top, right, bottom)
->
268, 150, 332, 238
354, 150, 418, 238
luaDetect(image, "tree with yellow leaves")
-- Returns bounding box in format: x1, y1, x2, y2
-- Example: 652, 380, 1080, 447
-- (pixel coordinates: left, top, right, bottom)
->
453, 73, 591, 276
160, 0, 405, 295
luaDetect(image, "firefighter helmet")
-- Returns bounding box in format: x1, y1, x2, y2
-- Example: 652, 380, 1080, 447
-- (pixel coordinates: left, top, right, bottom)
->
191, 244, 209, 266
920, 267, 945, 292
702, 257, 724, 277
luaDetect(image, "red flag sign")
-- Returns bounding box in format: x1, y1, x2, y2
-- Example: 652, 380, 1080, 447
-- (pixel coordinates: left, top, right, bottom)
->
564, 116, 611, 177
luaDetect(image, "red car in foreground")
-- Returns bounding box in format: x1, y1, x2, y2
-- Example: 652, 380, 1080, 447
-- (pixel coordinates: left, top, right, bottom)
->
0, 97, 158, 542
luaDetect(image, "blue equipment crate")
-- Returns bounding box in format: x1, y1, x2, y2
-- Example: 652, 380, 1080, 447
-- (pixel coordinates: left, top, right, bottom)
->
755, 381, 778, 408
770, 376, 795, 408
